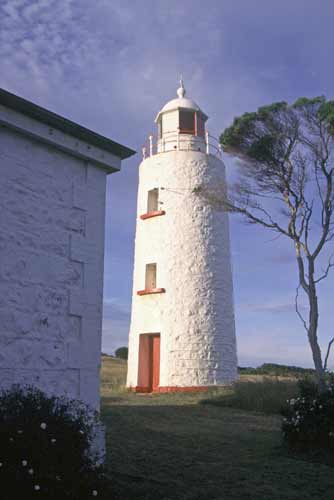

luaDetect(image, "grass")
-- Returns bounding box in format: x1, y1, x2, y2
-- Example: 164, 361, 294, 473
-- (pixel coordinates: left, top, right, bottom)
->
201, 377, 299, 414
100, 356, 334, 500
101, 355, 127, 393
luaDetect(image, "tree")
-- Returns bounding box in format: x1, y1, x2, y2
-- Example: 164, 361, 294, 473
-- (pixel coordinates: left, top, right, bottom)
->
197, 97, 334, 387
115, 346, 128, 360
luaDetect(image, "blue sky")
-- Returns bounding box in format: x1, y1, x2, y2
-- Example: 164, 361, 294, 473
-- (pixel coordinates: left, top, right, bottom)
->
1, 0, 333, 368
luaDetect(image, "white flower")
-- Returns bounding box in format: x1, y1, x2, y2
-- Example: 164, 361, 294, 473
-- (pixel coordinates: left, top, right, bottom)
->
9, 438, 14, 442
17, 430, 23, 434
40, 423, 47, 430
329, 432, 334, 437
34, 485, 40, 491
92, 491, 98, 497
319, 405, 323, 409
0, 463, 2, 467
79, 430, 84, 435
51, 438, 56, 443
22, 460, 28, 467
28, 469, 34, 475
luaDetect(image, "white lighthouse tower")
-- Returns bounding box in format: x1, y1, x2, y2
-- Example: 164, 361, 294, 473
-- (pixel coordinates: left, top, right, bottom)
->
126, 81, 238, 392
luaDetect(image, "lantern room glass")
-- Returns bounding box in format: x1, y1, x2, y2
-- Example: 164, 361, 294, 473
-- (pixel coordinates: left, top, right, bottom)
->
179, 110, 195, 135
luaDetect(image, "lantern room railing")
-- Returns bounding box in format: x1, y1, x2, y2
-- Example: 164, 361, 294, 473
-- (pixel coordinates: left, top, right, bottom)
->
142, 130, 222, 159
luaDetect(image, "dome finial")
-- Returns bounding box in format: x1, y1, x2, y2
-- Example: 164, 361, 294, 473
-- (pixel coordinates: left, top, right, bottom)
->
177, 76, 186, 98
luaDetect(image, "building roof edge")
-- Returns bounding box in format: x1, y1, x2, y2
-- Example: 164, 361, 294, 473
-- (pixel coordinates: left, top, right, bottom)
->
0, 88, 136, 160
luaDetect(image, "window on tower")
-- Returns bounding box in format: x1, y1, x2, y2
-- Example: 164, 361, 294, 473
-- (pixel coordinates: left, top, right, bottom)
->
137, 262, 165, 295
147, 188, 159, 212
158, 118, 163, 139
179, 110, 195, 135
145, 263, 157, 289
140, 188, 165, 220
196, 113, 205, 138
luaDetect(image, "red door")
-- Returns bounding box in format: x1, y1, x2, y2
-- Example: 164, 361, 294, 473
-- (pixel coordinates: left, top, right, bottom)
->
151, 335, 160, 392
137, 334, 160, 392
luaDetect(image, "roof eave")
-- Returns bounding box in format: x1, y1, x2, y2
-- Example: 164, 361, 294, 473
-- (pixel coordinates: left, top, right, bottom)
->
0, 88, 136, 161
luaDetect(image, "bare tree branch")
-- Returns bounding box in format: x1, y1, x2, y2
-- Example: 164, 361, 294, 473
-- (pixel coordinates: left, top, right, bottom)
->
295, 284, 308, 332
324, 337, 334, 371
314, 253, 334, 284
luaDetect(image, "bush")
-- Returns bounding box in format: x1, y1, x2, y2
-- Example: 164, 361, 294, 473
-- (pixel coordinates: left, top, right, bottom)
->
0, 385, 112, 500
202, 378, 299, 414
114, 347, 128, 360
282, 374, 334, 452
238, 363, 315, 377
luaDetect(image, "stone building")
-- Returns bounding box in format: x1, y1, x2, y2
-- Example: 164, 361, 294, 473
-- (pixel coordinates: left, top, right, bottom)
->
127, 81, 238, 392
0, 88, 135, 409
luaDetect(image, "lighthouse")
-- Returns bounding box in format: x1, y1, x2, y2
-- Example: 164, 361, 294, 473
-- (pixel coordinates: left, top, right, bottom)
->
126, 81, 238, 392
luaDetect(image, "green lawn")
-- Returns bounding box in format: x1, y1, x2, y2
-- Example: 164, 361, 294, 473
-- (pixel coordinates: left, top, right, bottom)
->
100, 356, 334, 500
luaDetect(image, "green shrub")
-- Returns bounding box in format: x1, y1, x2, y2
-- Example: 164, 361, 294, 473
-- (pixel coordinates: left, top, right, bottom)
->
282, 374, 334, 451
114, 347, 128, 360
238, 363, 315, 377
0, 385, 112, 500
202, 378, 299, 414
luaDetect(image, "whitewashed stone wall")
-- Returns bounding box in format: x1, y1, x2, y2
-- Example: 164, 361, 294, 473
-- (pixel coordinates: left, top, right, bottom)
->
127, 150, 238, 388
0, 126, 107, 409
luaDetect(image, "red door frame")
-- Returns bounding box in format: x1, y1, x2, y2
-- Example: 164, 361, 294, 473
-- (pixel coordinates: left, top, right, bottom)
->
151, 335, 160, 392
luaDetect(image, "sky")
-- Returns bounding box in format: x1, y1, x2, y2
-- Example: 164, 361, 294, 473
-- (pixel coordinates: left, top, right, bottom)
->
0, 0, 333, 368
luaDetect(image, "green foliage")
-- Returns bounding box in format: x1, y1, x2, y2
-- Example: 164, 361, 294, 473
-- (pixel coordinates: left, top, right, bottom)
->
114, 346, 128, 360
220, 96, 334, 160
220, 112, 257, 152
201, 378, 299, 414
238, 363, 315, 377
0, 385, 112, 500
248, 134, 277, 162
318, 101, 334, 134
292, 95, 325, 108
258, 101, 288, 115
282, 374, 334, 452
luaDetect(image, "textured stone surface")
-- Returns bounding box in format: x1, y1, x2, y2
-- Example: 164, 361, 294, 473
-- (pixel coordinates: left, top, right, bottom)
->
127, 150, 238, 388
0, 125, 107, 409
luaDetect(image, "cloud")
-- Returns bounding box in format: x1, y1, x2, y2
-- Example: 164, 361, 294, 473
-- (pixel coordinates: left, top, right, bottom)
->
237, 328, 314, 368
241, 300, 306, 315
268, 252, 296, 264
103, 298, 130, 322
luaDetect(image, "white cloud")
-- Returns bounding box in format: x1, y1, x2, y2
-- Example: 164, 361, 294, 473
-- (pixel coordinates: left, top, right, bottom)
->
240, 299, 306, 315
237, 329, 314, 368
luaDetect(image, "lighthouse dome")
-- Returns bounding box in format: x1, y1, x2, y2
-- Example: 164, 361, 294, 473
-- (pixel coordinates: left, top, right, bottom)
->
155, 80, 208, 123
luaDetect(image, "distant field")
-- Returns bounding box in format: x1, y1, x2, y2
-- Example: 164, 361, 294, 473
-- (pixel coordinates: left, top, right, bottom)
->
100, 356, 334, 500
101, 355, 127, 394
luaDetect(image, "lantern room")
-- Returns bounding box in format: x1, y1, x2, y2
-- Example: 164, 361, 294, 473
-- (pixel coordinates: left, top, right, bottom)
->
154, 80, 208, 153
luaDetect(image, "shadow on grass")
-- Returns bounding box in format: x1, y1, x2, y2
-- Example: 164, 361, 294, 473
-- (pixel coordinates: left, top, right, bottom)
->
101, 401, 334, 500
